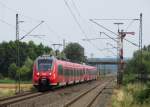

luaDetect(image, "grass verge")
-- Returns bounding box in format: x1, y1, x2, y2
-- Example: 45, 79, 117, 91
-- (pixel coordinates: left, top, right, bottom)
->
111, 83, 150, 107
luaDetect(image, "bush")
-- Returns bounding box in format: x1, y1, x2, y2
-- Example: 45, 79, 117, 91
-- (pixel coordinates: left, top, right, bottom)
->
123, 74, 136, 85
112, 83, 150, 107
134, 88, 150, 104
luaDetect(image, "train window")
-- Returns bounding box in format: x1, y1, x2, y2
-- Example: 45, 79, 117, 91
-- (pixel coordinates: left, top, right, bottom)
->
67, 69, 69, 76
68, 69, 70, 76
74, 69, 76, 77
65, 69, 68, 76
73, 69, 74, 76
64, 68, 66, 76
38, 59, 53, 71
64, 69, 67, 76
71, 69, 72, 76
79, 70, 81, 76
58, 64, 63, 75
76, 69, 77, 76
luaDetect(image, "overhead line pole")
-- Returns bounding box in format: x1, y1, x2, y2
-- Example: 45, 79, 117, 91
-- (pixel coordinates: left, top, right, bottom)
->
16, 13, 21, 93
15, 14, 44, 93
139, 13, 144, 82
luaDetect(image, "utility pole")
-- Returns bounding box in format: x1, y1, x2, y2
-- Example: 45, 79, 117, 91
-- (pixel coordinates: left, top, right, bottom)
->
114, 22, 135, 85
114, 23, 124, 85
15, 14, 44, 93
16, 13, 21, 93
119, 30, 135, 85
139, 13, 144, 82
16, 14, 19, 40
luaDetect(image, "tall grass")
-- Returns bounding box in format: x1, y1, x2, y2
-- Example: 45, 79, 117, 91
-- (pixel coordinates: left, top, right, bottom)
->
112, 83, 150, 107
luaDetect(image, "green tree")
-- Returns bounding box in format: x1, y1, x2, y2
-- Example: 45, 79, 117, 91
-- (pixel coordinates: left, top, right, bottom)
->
17, 57, 33, 80
63, 43, 85, 63
0, 40, 52, 78
8, 63, 18, 79
124, 46, 150, 84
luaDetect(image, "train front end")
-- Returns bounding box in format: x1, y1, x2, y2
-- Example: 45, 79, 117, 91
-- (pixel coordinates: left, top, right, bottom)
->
32, 55, 55, 91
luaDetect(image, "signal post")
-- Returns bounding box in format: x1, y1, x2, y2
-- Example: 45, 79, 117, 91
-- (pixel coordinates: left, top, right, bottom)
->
117, 30, 135, 85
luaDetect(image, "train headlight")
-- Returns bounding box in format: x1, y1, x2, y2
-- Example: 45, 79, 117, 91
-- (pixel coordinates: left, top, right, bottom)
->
49, 72, 51, 76
36, 72, 39, 76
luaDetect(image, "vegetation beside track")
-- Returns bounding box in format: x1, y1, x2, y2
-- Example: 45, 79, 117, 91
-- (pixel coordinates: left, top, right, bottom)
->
0, 84, 34, 98
0, 78, 33, 98
111, 83, 150, 107
0, 88, 15, 98
110, 45, 150, 107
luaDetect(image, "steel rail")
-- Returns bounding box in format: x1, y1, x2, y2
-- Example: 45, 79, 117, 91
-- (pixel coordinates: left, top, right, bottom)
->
64, 79, 113, 107
0, 92, 44, 106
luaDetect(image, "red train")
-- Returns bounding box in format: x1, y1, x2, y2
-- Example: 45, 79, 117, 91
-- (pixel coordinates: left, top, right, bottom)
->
32, 55, 98, 91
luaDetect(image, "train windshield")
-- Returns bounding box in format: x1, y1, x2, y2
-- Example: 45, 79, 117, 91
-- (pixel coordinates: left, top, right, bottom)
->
38, 59, 53, 71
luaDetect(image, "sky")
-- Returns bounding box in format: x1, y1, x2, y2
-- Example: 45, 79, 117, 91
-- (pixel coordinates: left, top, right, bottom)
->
0, 0, 150, 58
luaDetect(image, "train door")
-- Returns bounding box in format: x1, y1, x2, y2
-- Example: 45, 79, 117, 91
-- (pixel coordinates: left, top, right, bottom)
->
58, 64, 63, 84
84, 68, 86, 81
74, 68, 76, 83
64, 67, 67, 84
71, 67, 73, 84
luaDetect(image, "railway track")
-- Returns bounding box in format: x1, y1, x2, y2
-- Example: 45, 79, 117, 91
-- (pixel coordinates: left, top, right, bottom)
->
64, 79, 113, 107
0, 78, 114, 107
0, 91, 43, 107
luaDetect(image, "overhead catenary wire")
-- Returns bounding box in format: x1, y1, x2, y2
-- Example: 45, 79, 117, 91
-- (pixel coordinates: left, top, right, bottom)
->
44, 22, 76, 46
0, 18, 15, 28
93, 18, 139, 21
0, 1, 41, 22
125, 19, 136, 32
20, 21, 44, 40
64, 0, 108, 54
71, 0, 81, 17
82, 37, 117, 41
0, 18, 28, 33
90, 19, 139, 47
69, 0, 116, 58
71, 0, 98, 38
64, 0, 87, 38
0, 1, 66, 47
44, 23, 65, 41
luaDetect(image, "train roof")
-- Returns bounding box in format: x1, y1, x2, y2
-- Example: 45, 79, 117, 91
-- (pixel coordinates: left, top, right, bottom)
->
56, 58, 96, 69
36, 55, 96, 69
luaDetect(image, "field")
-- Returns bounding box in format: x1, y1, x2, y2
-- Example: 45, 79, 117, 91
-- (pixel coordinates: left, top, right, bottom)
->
0, 79, 33, 98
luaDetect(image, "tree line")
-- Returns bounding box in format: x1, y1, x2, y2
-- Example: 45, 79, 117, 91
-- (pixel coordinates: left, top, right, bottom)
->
123, 45, 150, 106
0, 41, 52, 80
0, 41, 85, 81
124, 45, 150, 83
